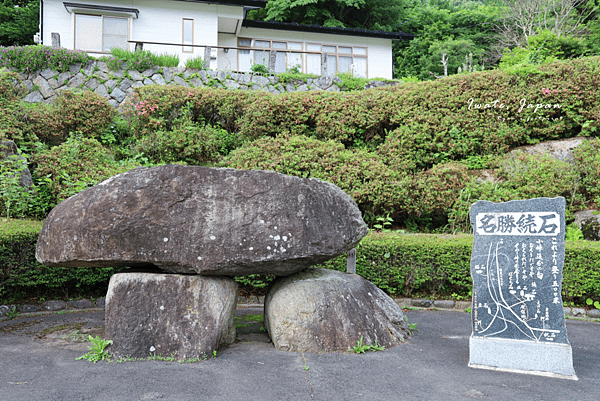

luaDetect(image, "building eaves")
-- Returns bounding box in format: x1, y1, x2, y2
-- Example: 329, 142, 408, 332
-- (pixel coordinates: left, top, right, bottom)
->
173, 0, 267, 8
241, 19, 415, 40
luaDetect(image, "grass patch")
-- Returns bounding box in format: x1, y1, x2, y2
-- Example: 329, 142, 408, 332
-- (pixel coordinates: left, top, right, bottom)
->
234, 314, 264, 322
277, 71, 320, 83
105, 48, 179, 71
185, 56, 206, 70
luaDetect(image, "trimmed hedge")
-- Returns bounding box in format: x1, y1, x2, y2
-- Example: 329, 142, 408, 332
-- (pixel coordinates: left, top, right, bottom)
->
120, 57, 600, 230
322, 233, 473, 297
322, 233, 600, 304
2, 222, 599, 305
126, 56, 600, 166
0, 218, 128, 301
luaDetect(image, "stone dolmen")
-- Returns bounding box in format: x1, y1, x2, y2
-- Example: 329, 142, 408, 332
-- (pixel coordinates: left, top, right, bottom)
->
37, 165, 410, 359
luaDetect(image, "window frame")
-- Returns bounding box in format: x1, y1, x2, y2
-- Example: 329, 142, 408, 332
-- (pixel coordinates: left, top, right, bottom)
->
74, 13, 129, 53
305, 43, 368, 77
182, 18, 194, 54
238, 38, 304, 73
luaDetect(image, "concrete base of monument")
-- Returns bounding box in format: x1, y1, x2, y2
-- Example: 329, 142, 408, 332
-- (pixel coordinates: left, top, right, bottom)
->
468, 335, 578, 380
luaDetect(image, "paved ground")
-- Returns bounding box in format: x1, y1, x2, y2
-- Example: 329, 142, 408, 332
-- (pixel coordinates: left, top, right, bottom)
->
0, 308, 598, 401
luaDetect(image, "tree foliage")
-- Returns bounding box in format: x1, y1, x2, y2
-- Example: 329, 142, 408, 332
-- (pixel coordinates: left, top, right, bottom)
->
0, 0, 39, 46
395, 1, 500, 79
498, 29, 590, 67
248, 0, 411, 30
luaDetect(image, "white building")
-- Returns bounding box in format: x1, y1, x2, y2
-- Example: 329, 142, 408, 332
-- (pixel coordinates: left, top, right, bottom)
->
40, 0, 410, 79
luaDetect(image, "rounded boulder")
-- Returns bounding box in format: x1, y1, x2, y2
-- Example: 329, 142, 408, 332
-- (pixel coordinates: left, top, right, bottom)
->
264, 268, 410, 352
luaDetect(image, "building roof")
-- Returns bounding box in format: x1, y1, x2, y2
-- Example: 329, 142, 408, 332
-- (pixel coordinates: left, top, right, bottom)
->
242, 19, 415, 40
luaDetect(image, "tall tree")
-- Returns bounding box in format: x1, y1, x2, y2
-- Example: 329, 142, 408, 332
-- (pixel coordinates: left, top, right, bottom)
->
0, 0, 39, 46
494, 0, 596, 49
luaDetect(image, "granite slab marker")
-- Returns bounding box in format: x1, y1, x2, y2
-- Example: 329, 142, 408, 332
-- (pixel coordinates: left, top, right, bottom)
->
468, 197, 577, 380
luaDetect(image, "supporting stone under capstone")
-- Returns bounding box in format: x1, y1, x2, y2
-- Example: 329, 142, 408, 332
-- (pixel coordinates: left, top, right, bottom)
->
105, 273, 237, 360
264, 268, 410, 352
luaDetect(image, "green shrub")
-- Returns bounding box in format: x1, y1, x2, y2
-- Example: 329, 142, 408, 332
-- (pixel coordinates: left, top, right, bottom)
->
0, 71, 26, 142
323, 233, 475, 298
126, 50, 158, 71
404, 162, 469, 231
0, 218, 127, 302
0, 46, 89, 73
250, 63, 268, 74
31, 136, 140, 206
100, 55, 127, 71
133, 120, 238, 165
499, 30, 590, 69
185, 56, 206, 70
102, 49, 179, 70
234, 274, 275, 293
0, 154, 32, 219
228, 136, 473, 227
108, 48, 151, 71
448, 179, 519, 233
497, 152, 583, 214
566, 222, 584, 241
333, 72, 372, 91
0, 70, 26, 104
449, 152, 583, 233
312, 89, 396, 148
237, 92, 329, 142
563, 240, 600, 302
20, 90, 114, 146
227, 135, 410, 222
154, 53, 180, 68
125, 85, 253, 137
574, 139, 600, 207
100, 115, 132, 146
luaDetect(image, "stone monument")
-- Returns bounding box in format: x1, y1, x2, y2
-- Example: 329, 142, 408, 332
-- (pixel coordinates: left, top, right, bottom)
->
468, 197, 577, 380
36, 165, 374, 360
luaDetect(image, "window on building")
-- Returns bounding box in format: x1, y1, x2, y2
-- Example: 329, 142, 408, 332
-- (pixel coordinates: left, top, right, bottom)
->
238, 38, 303, 73
238, 39, 368, 76
75, 14, 128, 52
183, 18, 194, 53
306, 43, 368, 77
238, 38, 253, 71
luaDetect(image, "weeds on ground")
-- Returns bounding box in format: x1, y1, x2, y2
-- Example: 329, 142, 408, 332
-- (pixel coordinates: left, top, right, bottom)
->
76, 335, 112, 363
405, 316, 419, 334
6, 307, 19, 319
350, 336, 385, 353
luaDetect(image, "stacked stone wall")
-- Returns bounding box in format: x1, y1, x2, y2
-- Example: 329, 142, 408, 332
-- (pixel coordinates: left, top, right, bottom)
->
10, 59, 400, 108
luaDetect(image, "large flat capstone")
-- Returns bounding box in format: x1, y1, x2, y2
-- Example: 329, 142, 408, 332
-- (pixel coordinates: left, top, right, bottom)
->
105, 273, 237, 360
264, 268, 410, 352
36, 165, 368, 276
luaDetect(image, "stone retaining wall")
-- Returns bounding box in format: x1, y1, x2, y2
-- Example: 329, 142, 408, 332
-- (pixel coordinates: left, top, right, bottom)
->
10, 59, 400, 108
